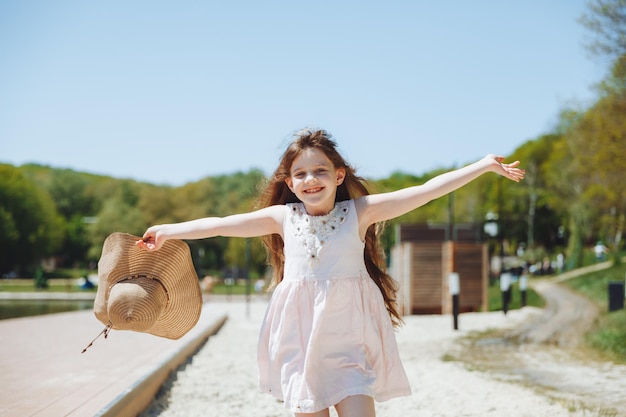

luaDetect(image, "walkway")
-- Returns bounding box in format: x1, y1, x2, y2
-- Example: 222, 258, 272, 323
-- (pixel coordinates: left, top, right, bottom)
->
0, 304, 227, 417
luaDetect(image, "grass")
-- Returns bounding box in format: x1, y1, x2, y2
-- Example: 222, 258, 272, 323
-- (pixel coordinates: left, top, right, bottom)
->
210, 282, 259, 295
485, 260, 626, 363
0, 279, 97, 293
487, 279, 545, 311
0, 284, 96, 293
562, 261, 626, 363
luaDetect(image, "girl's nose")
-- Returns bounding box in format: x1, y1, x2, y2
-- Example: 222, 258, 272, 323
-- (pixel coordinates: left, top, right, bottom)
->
304, 172, 317, 182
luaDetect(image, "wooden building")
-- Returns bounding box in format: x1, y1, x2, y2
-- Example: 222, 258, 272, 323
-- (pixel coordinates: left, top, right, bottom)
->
390, 223, 488, 315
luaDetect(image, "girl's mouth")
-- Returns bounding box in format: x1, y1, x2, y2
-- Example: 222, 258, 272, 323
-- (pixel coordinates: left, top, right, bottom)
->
304, 187, 323, 194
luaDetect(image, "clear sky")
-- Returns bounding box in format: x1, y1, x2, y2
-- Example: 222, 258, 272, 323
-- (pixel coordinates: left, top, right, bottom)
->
0, 1, 605, 186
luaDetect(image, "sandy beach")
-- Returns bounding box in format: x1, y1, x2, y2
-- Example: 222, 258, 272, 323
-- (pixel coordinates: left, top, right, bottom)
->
138, 298, 599, 417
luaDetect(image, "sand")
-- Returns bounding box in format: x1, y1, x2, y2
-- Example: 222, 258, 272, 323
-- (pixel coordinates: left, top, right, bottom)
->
139, 299, 591, 417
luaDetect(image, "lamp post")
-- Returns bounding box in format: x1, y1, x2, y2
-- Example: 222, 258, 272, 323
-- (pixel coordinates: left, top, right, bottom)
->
484, 211, 499, 284
449, 272, 460, 330
500, 271, 511, 315
496, 177, 507, 315
519, 271, 528, 307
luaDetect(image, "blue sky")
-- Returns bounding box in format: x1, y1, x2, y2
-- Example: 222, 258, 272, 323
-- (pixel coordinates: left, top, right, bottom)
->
0, 1, 605, 186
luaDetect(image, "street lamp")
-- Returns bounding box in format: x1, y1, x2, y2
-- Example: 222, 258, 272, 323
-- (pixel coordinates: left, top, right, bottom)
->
484, 211, 499, 281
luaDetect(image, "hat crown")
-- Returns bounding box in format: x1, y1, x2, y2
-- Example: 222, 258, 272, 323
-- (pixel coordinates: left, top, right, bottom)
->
107, 277, 168, 332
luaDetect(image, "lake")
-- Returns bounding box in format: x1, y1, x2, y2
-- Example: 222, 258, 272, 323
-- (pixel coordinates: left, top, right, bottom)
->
0, 299, 94, 320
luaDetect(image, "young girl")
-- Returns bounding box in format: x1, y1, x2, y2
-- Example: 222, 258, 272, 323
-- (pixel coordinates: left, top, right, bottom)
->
136, 128, 525, 417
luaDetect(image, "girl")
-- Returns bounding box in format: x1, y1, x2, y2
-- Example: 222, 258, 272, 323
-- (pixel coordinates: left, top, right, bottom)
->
136, 128, 525, 417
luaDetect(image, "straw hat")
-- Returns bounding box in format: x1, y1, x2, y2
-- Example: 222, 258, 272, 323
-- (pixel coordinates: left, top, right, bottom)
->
93, 232, 202, 340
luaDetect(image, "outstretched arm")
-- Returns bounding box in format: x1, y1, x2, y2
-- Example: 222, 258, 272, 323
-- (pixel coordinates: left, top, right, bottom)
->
136, 205, 284, 251
357, 154, 525, 230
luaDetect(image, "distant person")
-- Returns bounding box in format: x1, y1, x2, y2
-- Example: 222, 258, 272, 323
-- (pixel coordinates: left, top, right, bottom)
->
541, 257, 553, 275
136, 127, 525, 416
201, 275, 215, 294
594, 241, 608, 262
254, 278, 265, 294
556, 252, 565, 273
79, 275, 94, 290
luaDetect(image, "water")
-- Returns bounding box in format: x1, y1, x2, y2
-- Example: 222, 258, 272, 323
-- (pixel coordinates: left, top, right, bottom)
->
0, 299, 94, 320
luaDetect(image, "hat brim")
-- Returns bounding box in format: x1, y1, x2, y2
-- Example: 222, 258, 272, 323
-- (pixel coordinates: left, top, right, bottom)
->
94, 233, 202, 339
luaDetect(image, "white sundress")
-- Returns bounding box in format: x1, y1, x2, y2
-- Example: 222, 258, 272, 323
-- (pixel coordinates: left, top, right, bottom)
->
257, 199, 411, 413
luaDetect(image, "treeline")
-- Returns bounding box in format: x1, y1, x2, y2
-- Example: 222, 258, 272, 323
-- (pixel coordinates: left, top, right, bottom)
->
2, 162, 511, 277
0, 166, 270, 278
1, 104, 623, 278
2, 1, 624, 279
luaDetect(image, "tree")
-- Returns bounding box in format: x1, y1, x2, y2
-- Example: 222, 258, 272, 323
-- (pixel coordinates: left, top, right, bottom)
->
224, 237, 267, 278
47, 169, 100, 267
0, 165, 64, 274
137, 184, 178, 226
86, 180, 146, 260
88, 197, 145, 260
568, 87, 626, 251
511, 134, 567, 252
579, 0, 626, 60
47, 169, 98, 218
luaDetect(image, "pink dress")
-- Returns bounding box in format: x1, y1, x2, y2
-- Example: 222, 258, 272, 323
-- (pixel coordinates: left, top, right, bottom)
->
257, 199, 411, 413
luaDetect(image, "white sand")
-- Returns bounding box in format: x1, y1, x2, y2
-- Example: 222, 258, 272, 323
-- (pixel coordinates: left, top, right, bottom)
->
140, 299, 588, 417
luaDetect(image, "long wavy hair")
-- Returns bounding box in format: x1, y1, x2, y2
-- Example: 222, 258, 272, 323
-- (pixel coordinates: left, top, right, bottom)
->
255, 128, 403, 327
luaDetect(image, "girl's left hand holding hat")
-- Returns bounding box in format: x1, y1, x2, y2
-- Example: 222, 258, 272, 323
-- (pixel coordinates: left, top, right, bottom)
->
83, 232, 202, 352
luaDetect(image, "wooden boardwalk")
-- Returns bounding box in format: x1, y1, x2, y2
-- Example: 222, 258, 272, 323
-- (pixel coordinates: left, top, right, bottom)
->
0, 305, 227, 417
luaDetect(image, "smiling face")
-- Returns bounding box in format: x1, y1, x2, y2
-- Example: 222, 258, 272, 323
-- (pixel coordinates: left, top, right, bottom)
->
285, 148, 346, 215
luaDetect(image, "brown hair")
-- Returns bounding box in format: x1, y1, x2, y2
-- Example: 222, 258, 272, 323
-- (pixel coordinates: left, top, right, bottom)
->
255, 127, 403, 327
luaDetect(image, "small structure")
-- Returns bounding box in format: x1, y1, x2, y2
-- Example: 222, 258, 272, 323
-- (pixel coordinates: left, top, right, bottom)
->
390, 223, 488, 315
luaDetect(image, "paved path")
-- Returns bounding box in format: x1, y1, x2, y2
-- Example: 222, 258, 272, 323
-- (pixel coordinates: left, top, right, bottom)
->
511, 278, 599, 346
0, 304, 227, 417
456, 260, 626, 415
509, 258, 617, 347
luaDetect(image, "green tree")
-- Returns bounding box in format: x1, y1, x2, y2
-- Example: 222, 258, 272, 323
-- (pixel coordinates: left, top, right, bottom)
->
224, 238, 267, 278
175, 171, 266, 274
0, 165, 64, 274
86, 180, 146, 260
47, 169, 99, 218
540, 109, 593, 268
510, 134, 568, 252
568, 66, 626, 251
47, 169, 101, 267
137, 184, 178, 226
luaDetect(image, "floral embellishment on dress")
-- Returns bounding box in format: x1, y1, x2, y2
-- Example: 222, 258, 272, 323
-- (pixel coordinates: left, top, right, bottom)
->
289, 201, 349, 263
